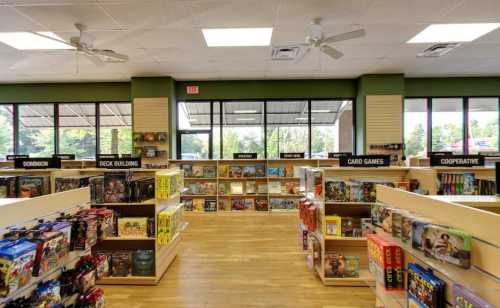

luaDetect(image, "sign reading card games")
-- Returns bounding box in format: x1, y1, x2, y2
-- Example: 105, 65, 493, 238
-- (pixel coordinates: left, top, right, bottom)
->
430, 155, 484, 167
233, 153, 257, 159
280, 152, 305, 159
14, 157, 61, 169
97, 157, 141, 169
53, 154, 75, 160
6, 154, 28, 161
97, 154, 119, 159
328, 152, 352, 159
339, 155, 390, 167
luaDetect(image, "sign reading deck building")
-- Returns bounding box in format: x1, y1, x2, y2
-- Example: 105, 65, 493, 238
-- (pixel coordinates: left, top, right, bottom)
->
339, 155, 391, 167
97, 157, 141, 169
14, 157, 61, 169
430, 155, 484, 167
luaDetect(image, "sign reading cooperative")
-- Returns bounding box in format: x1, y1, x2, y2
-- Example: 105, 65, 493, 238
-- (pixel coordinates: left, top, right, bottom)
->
97, 157, 141, 169
280, 152, 305, 159
339, 155, 390, 167
430, 155, 484, 167
233, 153, 257, 159
14, 157, 61, 169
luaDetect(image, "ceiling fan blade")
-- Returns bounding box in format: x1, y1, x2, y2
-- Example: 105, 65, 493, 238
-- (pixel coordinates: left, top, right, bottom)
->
92, 49, 129, 63
322, 29, 366, 44
83, 52, 105, 66
295, 46, 311, 62
31, 32, 75, 48
320, 45, 343, 59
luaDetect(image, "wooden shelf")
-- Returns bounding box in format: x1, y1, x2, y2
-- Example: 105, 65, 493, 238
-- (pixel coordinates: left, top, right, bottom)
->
103, 237, 155, 241
219, 194, 268, 197
218, 177, 267, 180
269, 194, 301, 197
324, 235, 366, 241
97, 275, 157, 285
322, 270, 374, 287
92, 199, 155, 206
325, 201, 375, 205
181, 194, 217, 198
184, 177, 217, 180
268, 177, 300, 180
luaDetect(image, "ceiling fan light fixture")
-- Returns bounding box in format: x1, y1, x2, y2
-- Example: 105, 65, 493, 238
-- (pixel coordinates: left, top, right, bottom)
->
0, 32, 74, 50
202, 28, 273, 47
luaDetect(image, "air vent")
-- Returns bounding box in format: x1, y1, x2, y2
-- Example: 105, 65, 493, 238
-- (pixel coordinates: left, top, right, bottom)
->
271, 46, 301, 60
417, 43, 461, 57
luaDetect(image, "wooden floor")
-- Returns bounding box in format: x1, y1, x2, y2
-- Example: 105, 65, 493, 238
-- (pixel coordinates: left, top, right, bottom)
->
103, 213, 375, 308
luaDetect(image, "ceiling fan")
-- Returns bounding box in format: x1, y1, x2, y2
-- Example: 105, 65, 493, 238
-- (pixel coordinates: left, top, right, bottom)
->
272, 18, 366, 61
35, 23, 129, 65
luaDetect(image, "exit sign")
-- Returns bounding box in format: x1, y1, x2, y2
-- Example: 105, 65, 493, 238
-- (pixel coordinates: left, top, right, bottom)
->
186, 85, 199, 95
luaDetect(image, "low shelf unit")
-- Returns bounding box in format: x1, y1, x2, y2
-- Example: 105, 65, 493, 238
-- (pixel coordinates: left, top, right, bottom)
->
371, 185, 500, 307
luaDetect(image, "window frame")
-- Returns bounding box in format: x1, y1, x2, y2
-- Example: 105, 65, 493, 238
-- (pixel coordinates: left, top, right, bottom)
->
176, 98, 357, 160
404, 96, 500, 156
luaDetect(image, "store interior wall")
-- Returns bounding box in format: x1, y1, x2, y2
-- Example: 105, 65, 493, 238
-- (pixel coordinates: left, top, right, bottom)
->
1, 75, 500, 157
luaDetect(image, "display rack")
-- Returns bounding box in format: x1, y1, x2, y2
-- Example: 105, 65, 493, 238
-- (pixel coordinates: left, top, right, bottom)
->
169, 158, 338, 214
0, 188, 93, 306
0, 168, 84, 195
299, 166, 433, 287
372, 185, 500, 307
92, 168, 185, 285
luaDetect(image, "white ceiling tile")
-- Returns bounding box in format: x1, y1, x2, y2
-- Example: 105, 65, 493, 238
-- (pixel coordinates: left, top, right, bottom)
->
442, 0, 500, 22
14, 3, 120, 31
0, 6, 40, 31
99, 0, 166, 30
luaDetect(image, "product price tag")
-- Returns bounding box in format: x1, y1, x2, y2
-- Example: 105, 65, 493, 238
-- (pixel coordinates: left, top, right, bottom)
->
14, 157, 61, 169
280, 152, 305, 159
97, 157, 141, 169
233, 153, 257, 159
430, 155, 484, 167
339, 155, 390, 167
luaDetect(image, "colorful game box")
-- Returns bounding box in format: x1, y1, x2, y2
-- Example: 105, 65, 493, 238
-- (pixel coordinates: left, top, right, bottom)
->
423, 225, 472, 269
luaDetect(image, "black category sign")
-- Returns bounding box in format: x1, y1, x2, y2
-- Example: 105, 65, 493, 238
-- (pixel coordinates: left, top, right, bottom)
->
339, 155, 391, 167
6, 155, 28, 161
121, 154, 132, 158
428, 151, 453, 157
97, 154, 119, 159
479, 151, 500, 157
430, 155, 484, 167
280, 152, 305, 159
53, 154, 75, 160
97, 157, 141, 169
233, 153, 257, 159
328, 152, 352, 159
14, 157, 61, 169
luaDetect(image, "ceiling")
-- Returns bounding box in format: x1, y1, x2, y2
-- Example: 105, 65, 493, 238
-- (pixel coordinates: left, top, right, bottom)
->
1, 0, 500, 83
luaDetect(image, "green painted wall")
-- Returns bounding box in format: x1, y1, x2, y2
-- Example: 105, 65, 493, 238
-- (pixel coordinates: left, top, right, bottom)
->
0, 82, 130, 103
175, 79, 357, 100
406, 77, 500, 97
356, 74, 405, 154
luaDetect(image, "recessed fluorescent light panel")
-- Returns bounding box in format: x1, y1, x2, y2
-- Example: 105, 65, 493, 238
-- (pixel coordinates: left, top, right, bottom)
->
202, 28, 273, 47
311, 109, 330, 113
295, 117, 308, 121
233, 110, 257, 114
408, 23, 500, 43
0, 32, 73, 50
236, 118, 256, 121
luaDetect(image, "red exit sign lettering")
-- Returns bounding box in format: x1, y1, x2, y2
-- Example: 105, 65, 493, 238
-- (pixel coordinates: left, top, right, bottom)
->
186, 85, 199, 95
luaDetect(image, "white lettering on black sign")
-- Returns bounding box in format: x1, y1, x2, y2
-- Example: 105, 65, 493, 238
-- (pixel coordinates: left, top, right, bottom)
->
97, 158, 141, 169
340, 155, 390, 167
430, 155, 484, 167
233, 153, 257, 159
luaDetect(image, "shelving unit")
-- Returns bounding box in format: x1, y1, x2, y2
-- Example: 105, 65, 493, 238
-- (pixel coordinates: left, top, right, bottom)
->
373, 185, 500, 307
92, 168, 185, 285
0, 188, 92, 305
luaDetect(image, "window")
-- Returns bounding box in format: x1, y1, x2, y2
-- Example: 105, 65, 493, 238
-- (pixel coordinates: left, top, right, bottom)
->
222, 101, 265, 159
18, 104, 55, 157
0, 105, 14, 160
178, 101, 212, 160
468, 98, 499, 154
99, 103, 132, 155
311, 100, 353, 158
213, 102, 221, 159
267, 100, 309, 158
431, 98, 464, 154
59, 103, 96, 159
404, 99, 428, 158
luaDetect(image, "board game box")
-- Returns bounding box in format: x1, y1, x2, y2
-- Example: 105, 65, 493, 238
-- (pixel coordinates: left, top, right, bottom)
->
423, 224, 472, 269
452, 283, 494, 308
407, 263, 445, 308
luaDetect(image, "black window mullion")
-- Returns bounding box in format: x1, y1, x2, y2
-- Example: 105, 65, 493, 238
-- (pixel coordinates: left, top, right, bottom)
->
209, 101, 213, 159
54, 103, 59, 155
264, 100, 267, 158
308, 100, 312, 158
95, 103, 100, 156
220, 101, 223, 159
427, 97, 432, 156
463, 97, 469, 155
13, 104, 18, 155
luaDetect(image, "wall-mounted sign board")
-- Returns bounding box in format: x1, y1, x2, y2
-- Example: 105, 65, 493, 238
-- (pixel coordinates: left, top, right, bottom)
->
430, 155, 484, 167
233, 153, 257, 159
14, 157, 61, 169
96, 157, 141, 169
339, 155, 391, 167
